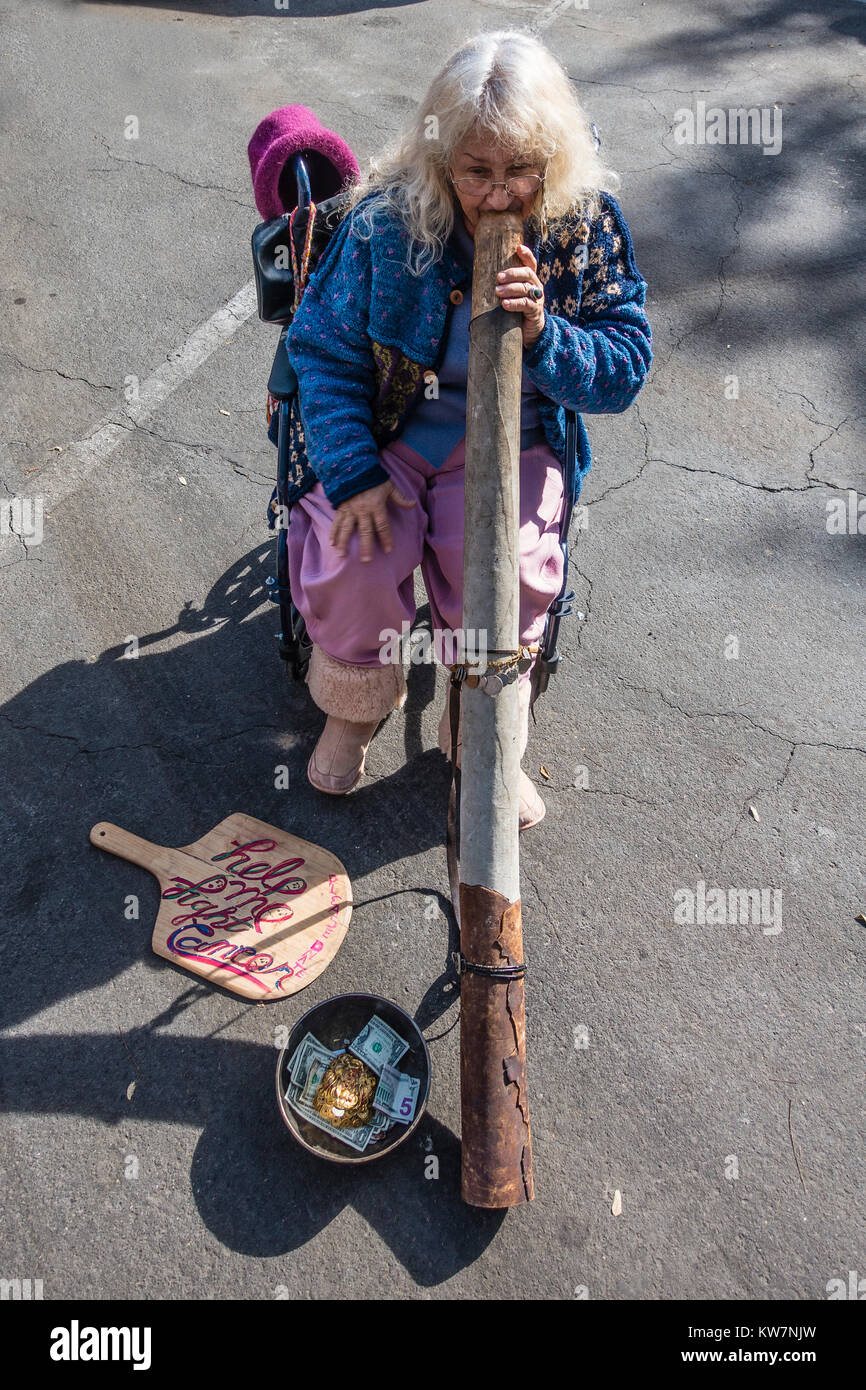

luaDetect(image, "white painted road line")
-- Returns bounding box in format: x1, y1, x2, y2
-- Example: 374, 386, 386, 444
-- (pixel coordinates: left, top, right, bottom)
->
43, 280, 259, 508
530, 0, 578, 34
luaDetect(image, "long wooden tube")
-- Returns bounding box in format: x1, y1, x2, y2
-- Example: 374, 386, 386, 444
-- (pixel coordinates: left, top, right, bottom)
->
459, 211, 534, 1208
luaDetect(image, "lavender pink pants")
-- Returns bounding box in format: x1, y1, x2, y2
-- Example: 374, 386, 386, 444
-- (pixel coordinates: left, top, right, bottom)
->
286, 436, 565, 686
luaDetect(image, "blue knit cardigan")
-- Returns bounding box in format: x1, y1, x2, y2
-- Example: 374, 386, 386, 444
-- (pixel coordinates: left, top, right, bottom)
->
276, 189, 652, 509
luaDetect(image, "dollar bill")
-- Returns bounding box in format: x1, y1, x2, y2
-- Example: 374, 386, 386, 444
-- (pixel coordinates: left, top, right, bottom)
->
286, 1089, 379, 1153
348, 1015, 409, 1077
373, 1063, 421, 1125
286, 1031, 338, 1088
286, 1031, 321, 1078
283, 1023, 406, 1151
369, 1109, 393, 1142
299, 1049, 332, 1106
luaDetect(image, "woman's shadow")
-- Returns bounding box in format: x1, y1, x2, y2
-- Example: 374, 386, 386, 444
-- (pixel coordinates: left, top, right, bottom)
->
0, 542, 504, 1280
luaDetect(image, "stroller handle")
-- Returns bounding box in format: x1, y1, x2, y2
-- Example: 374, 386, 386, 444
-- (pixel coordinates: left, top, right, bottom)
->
291, 153, 311, 214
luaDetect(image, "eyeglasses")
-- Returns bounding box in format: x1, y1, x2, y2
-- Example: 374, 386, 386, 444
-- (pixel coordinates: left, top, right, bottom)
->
450, 172, 544, 198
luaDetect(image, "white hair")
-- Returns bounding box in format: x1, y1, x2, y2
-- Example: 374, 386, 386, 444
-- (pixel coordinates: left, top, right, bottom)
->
346, 28, 620, 274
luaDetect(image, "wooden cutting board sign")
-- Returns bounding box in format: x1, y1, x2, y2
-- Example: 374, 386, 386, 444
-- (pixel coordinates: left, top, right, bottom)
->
90, 813, 352, 1000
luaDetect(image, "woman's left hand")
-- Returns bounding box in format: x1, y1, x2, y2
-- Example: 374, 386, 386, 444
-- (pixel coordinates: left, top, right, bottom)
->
495, 244, 545, 348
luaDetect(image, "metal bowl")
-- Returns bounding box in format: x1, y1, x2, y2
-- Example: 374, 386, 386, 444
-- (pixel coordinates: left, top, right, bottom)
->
276, 992, 431, 1165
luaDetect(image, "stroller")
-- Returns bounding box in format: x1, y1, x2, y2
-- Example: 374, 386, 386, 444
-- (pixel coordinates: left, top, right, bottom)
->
255, 152, 341, 682
250, 122, 585, 706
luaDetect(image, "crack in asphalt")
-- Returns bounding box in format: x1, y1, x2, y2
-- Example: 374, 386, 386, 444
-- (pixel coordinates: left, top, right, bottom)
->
657, 457, 832, 494
0, 348, 115, 392
587, 452, 852, 500
570, 559, 593, 651
522, 866, 563, 946
0, 714, 284, 778
585, 459, 652, 506
89, 138, 256, 212
716, 176, 745, 321
126, 422, 275, 487
715, 741, 799, 859
613, 674, 866, 757
55, 415, 275, 490
805, 415, 854, 483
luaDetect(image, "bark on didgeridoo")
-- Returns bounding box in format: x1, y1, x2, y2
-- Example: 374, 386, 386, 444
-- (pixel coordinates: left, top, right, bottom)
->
459, 884, 534, 1207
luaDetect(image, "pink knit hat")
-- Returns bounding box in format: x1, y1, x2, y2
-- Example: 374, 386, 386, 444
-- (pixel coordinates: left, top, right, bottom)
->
247, 104, 360, 220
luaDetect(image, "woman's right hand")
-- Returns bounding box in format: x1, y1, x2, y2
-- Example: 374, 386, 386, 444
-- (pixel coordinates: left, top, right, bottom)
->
329, 480, 417, 562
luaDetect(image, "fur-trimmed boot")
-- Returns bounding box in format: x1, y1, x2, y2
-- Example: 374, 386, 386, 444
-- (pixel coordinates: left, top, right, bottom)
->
306, 643, 408, 794
437, 677, 545, 831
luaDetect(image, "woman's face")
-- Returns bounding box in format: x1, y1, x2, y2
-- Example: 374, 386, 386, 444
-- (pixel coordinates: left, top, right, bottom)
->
449, 134, 544, 238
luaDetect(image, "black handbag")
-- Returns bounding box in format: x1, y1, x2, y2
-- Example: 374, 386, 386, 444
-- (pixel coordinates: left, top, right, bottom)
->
251, 190, 350, 324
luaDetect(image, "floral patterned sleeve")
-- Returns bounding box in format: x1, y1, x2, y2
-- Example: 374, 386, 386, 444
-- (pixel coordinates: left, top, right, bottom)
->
523, 193, 652, 414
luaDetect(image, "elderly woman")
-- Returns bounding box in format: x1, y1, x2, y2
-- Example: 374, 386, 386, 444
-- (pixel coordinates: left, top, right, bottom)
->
283, 29, 652, 826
